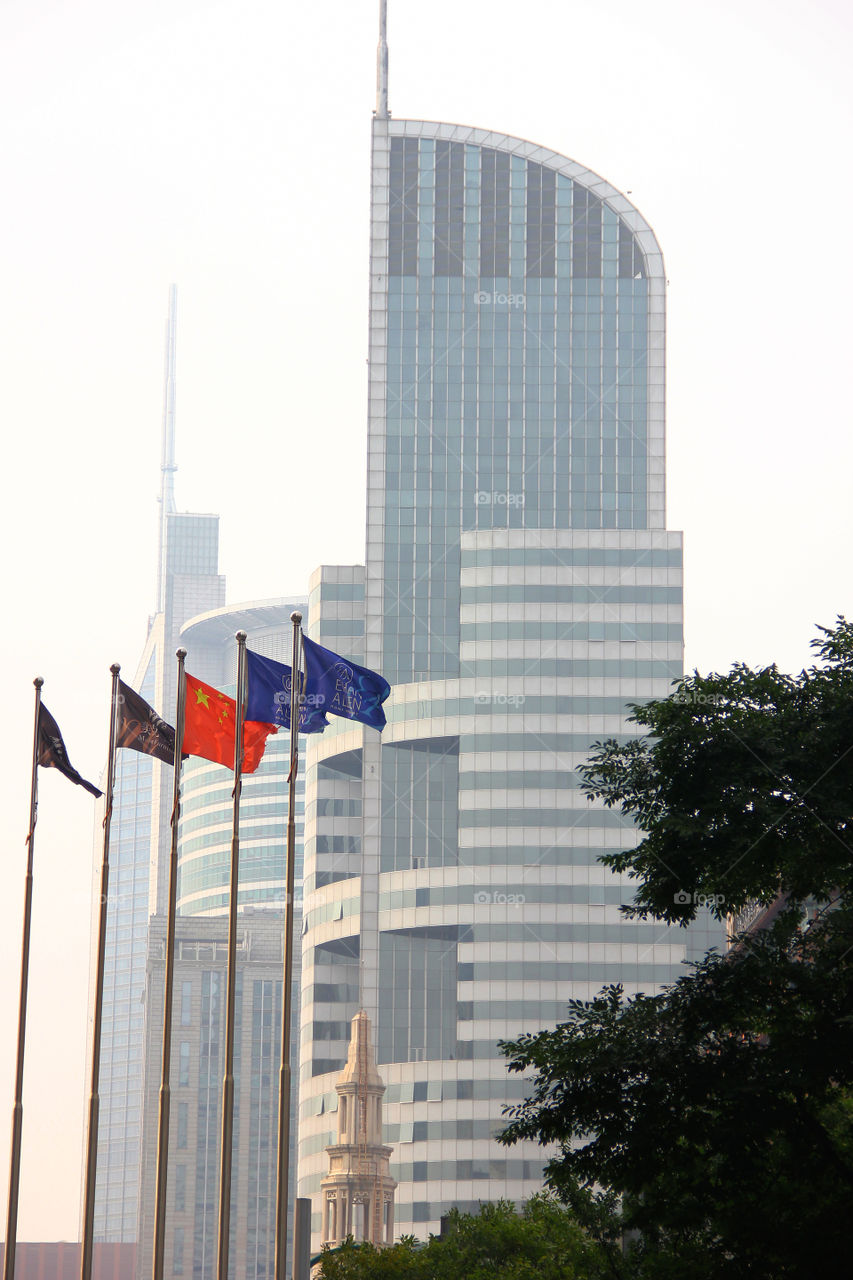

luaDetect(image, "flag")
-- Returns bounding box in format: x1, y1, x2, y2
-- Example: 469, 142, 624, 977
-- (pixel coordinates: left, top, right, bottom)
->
182, 673, 276, 773
245, 649, 329, 734
116, 680, 176, 765
301, 636, 391, 731
37, 704, 102, 796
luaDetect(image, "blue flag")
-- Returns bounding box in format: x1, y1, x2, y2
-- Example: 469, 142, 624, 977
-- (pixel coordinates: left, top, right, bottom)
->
245, 649, 329, 734
302, 636, 390, 731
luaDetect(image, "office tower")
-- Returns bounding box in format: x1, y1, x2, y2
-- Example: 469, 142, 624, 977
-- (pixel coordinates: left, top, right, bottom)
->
90, 288, 226, 1242
174, 599, 309, 917
297, 8, 719, 1244
137, 912, 296, 1280
132, 599, 307, 1280
90, 292, 306, 1270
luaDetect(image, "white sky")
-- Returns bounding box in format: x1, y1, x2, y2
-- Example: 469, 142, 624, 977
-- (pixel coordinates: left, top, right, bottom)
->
0, 0, 850, 1242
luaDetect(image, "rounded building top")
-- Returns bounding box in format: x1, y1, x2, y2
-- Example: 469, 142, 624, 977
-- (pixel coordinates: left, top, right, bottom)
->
179, 597, 308, 646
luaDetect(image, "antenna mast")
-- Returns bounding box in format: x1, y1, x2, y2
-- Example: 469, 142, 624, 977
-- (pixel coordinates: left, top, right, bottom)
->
376, 0, 389, 118
156, 284, 178, 613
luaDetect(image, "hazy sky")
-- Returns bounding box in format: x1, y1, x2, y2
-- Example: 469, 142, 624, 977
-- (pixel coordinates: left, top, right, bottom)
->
1, 0, 851, 1242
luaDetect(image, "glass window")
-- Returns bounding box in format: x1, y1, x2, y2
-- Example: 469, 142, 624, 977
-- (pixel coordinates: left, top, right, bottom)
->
176, 1102, 188, 1149
179, 1042, 190, 1087
173, 1226, 184, 1275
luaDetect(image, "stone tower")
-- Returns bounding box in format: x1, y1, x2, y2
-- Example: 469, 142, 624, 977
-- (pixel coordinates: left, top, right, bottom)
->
320, 1011, 396, 1247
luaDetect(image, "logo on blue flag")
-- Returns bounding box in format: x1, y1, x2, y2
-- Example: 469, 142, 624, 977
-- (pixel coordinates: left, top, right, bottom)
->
246, 649, 329, 734
301, 636, 390, 731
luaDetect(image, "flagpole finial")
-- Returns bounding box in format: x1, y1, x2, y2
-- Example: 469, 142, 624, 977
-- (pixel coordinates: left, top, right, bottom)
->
291, 612, 302, 625
33, 676, 44, 689
110, 663, 121, 676
176, 647, 187, 660
235, 631, 247, 643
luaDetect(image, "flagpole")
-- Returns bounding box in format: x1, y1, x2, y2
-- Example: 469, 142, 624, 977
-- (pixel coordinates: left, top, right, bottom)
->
3, 678, 43, 1280
81, 664, 122, 1280
274, 611, 303, 1280
151, 649, 187, 1280
216, 631, 248, 1280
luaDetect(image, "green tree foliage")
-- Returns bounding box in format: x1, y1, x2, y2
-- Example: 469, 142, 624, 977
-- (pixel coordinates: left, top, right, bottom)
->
314, 1196, 616, 1280
498, 620, 853, 1277
575, 618, 853, 922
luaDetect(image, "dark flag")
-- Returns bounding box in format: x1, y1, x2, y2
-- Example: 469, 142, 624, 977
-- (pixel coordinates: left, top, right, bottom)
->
301, 636, 391, 731
116, 680, 176, 765
38, 704, 103, 796
246, 648, 329, 734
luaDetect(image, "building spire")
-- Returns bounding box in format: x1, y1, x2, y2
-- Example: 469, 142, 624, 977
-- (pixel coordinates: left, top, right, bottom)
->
320, 1012, 396, 1247
376, 0, 389, 118
156, 284, 178, 613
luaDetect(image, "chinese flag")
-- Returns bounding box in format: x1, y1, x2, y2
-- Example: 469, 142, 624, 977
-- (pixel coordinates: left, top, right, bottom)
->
182, 673, 277, 773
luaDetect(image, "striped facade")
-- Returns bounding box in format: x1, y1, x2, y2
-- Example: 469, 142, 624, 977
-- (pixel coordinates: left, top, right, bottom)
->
297, 116, 719, 1246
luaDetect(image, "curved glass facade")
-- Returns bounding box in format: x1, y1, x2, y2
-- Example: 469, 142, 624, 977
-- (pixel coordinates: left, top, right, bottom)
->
379, 127, 665, 687
135, 601, 306, 1280
175, 600, 308, 917
177, 743, 303, 916
298, 118, 717, 1244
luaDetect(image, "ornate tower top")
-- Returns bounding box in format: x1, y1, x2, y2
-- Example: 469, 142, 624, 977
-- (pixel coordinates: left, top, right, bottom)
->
337, 1009, 384, 1090
319, 1012, 396, 1248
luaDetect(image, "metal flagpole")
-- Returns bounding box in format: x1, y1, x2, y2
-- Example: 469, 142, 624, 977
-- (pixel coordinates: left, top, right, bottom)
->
81, 664, 122, 1280
216, 631, 248, 1280
152, 649, 187, 1280
274, 611, 303, 1280
3, 677, 44, 1280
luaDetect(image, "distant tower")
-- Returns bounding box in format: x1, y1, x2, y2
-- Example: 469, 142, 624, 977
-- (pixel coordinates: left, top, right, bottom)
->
320, 1012, 396, 1248
87, 285, 225, 1243
156, 282, 178, 614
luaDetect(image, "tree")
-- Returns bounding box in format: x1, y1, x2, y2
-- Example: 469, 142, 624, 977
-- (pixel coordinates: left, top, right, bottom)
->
575, 617, 853, 923
498, 620, 853, 1277
314, 1196, 617, 1280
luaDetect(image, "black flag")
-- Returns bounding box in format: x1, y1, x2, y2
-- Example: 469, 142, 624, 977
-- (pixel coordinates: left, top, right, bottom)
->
116, 680, 175, 765
38, 704, 102, 797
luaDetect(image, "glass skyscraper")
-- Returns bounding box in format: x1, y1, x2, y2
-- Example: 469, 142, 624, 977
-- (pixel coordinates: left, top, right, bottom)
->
297, 96, 717, 1243
131, 600, 306, 1280
91, 510, 225, 1241
89, 286, 228, 1243
90, 291, 307, 1269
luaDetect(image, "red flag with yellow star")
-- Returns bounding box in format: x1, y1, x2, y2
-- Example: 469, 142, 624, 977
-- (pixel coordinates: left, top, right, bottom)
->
182, 673, 276, 772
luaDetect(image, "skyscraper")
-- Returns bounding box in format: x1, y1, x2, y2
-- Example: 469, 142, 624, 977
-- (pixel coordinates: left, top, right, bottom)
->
297, 7, 718, 1244
89, 297, 306, 1268
136, 910, 298, 1280
89, 288, 226, 1242
132, 598, 307, 1280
